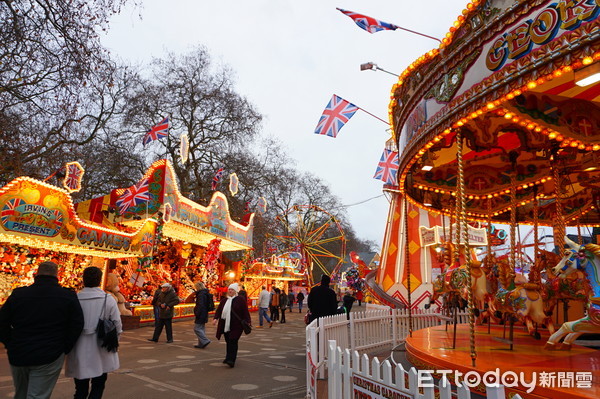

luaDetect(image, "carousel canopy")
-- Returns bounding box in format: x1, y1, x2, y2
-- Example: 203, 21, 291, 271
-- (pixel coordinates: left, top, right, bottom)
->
76, 159, 254, 251
390, 0, 600, 227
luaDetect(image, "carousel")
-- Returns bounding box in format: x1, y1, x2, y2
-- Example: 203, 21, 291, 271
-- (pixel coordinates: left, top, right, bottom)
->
375, 0, 600, 398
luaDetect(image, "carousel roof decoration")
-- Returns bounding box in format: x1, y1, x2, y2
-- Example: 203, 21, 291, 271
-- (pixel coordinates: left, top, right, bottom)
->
76, 159, 254, 252
229, 173, 239, 196
0, 176, 156, 258
388, 0, 600, 227
180, 133, 189, 164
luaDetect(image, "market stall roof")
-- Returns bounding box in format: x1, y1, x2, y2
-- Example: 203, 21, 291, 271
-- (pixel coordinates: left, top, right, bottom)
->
389, 0, 600, 227
244, 252, 306, 281
76, 159, 254, 251
0, 176, 156, 258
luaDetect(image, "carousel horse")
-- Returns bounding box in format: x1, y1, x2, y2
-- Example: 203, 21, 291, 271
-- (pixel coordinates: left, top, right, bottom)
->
424, 248, 490, 314
545, 237, 600, 350
493, 256, 554, 339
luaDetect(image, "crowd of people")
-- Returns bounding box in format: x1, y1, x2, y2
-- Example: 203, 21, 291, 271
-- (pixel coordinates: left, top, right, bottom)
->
0, 261, 362, 398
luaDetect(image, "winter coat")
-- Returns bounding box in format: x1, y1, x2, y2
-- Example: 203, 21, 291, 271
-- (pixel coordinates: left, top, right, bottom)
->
0, 275, 84, 367
194, 288, 210, 324
258, 289, 271, 308
152, 288, 180, 319
279, 292, 289, 308
270, 292, 280, 307
342, 293, 356, 313
287, 293, 295, 305
65, 287, 122, 379
214, 296, 250, 341
296, 292, 305, 302
307, 283, 337, 322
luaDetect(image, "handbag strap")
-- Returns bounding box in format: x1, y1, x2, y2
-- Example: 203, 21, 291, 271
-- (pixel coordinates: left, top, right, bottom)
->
99, 293, 108, 319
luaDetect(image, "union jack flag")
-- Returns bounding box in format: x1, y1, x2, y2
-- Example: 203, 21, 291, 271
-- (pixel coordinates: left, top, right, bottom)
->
337, 8, 399, 34
314, 95, 359, 138
143, 117, 170, 146
1, 198, 23, 225
373, 149, 399, 185
63, 162, 84, 192
212, 167, 224, 190
116, 178, 150, 214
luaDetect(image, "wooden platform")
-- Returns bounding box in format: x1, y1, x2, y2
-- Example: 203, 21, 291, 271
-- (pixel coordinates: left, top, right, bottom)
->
405, 324, 600, 399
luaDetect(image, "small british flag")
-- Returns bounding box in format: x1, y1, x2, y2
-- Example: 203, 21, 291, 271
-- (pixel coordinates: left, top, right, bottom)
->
143, 117, 170, 146
212, 167, 224, 190
116, 178, 150, 215
314, 95, 359, 138
373, 149, 399, 185
337, 8, 399, 34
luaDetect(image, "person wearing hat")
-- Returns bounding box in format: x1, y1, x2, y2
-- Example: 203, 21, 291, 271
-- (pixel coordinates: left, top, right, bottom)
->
148, 283, 180, 343
212, 283, 250, 368
307, 274, 337, 323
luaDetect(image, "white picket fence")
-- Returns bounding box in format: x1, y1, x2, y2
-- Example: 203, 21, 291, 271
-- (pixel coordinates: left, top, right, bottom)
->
305, 307, 470, 397
327, 340, 523, 399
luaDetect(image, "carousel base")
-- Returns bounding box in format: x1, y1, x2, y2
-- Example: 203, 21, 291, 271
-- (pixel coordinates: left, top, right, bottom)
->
405, 324, 600, 399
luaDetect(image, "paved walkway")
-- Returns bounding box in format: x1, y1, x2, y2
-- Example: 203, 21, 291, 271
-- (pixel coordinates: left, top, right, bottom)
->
0, 309, 307, 399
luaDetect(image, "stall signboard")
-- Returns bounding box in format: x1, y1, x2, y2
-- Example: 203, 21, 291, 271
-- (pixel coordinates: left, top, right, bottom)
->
0, 177, 156, 257
352, 374, 413, 399
419, 225, 488, 247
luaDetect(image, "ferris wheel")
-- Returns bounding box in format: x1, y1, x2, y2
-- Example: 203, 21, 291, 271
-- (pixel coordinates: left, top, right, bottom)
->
270, 204, 346, 286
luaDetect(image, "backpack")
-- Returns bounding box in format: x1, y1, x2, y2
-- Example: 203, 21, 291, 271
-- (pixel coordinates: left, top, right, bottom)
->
207, 292, 215, 311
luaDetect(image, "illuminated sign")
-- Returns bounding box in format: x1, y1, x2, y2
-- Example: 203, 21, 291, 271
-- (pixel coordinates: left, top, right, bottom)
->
486, 0, 600, 71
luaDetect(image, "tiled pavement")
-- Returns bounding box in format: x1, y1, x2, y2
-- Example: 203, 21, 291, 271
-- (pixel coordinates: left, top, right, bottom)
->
0, 310, 308, 399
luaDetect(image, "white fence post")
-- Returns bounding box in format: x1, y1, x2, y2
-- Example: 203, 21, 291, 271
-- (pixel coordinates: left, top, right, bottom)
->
327, 340, 339, 399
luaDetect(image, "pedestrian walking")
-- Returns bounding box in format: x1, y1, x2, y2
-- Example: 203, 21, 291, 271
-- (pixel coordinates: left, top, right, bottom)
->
356, 290, 364, 306
238, 285, 248, 304
148, 283, 180, 343
213, 283, 251, 368
342, 290, 357, 320
287, 291, 295, 312
192, 281, 212, 349
296, 291, 305, 313
270, 287, 280, 321
65, 266, 122, 399
0, 261, 84, 399
151, 286, 161, 326
279, 290, 289, 323
307, 274, 338, 323
257, 286, 274, 328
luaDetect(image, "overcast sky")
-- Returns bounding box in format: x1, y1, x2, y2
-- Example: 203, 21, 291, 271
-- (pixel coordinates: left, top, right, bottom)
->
102, 0, 469, 248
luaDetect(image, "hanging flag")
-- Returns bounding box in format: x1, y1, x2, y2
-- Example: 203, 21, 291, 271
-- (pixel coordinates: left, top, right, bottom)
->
336, 8, 399, 34
373, 149, 399, 185
180, 133, 189, 164
314, 94, 359, 138
63, 161, 85, 193
257, 196, 267, 214
211, 167, 224, 190
116, 178, 150, 214
143, 117, 170, 146
229, 173, 239, 196
244, 201, 250, 212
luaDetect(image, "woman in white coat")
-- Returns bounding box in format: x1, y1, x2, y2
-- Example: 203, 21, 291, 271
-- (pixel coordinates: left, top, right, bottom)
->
65, 266, 122, 399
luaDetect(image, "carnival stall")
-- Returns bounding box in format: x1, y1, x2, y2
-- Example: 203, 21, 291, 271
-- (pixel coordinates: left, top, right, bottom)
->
0, 174, 156, 307
374, 0, 600, 397
76, 159, 254, 323
241, 251, 306, 306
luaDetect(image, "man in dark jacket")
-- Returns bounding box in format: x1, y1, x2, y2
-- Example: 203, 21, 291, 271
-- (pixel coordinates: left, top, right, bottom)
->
307, 274, 338, 323
192, 281, 211, 349
148, 283, 180, 343
0, 261, 84, 399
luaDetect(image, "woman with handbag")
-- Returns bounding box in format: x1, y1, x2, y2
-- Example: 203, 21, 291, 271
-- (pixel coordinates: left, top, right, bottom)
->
212, 283, 251, 368
65, 266, 121, 399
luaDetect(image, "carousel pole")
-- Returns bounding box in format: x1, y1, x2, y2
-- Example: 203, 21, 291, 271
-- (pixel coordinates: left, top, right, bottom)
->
486, 198, 493, 334
403, 196, 412, 337
456, 129, 477, 367
551, 154, 566, 248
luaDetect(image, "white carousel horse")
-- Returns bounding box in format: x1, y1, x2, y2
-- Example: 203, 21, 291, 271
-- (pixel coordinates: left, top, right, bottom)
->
545, 236, 600, 350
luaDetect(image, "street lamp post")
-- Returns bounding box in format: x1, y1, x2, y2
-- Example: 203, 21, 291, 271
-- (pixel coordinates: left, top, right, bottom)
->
360, 62, 399, 77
